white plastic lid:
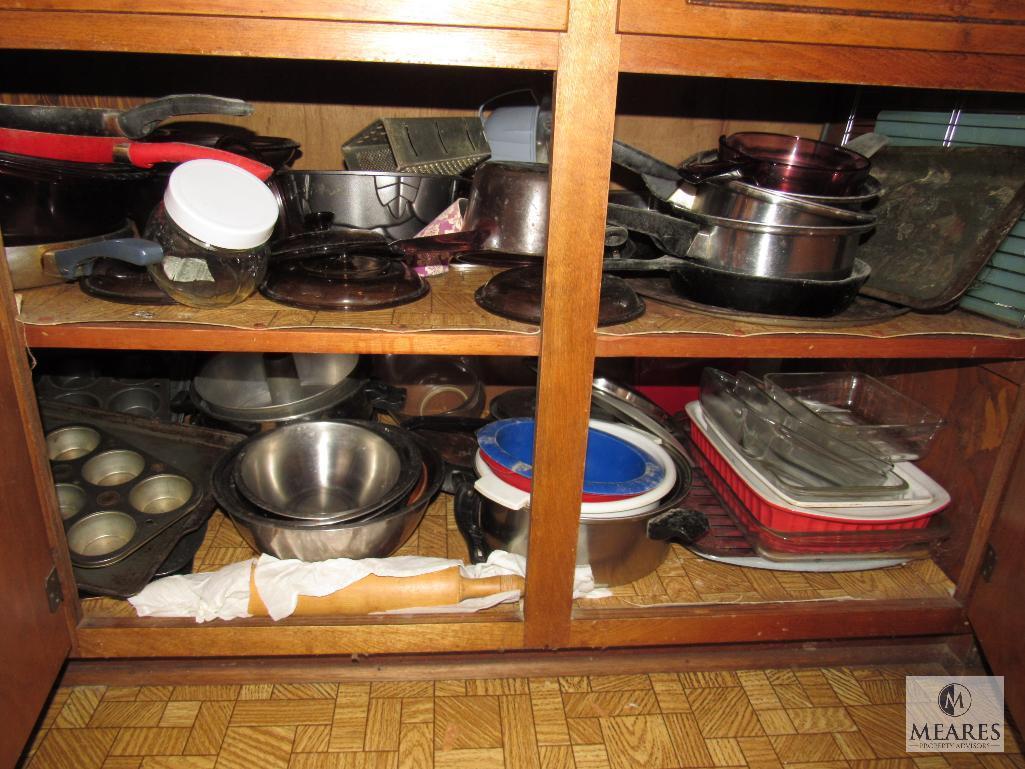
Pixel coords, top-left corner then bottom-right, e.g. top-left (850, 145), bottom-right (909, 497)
top-left (163, 159), bottom-right (278, 250)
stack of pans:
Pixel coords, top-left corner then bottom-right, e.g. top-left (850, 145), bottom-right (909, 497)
top-left (213, 420), bottom-right (443, 561)
top-left (190, 352), bottom-right (375, 430)
top-left (606, 135), bottom-right (882, 317)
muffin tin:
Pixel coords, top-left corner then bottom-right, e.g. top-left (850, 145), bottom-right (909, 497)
top-left (46, 423), bottom-right (201, 568)
top-left (42, 401), bottom-right (244, 597)
top-left (37, 375), bottom-right (173, 421)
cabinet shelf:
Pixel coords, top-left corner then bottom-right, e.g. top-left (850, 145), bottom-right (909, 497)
top-left (17, 268), bottom-right (541, 356)
top-left (74, 492), bottom-right (963, 658)
top-left (595, 304), bottom-right (1025, 359)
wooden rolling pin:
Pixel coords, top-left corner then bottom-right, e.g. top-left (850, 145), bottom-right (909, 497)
top-left (247, 565), bottom-right (524, 617)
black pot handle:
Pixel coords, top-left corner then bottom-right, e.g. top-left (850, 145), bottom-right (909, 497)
top-left (170, 389), bottom-right (199, 416)
top-left (453, 471), bottom-right (491, 564)
top-left (612, 139), bottom-right (680, 180)
top-left (363, 380), bottom-right (408, 412)
top-left (606, 203), bottom-right (699, 258)
top-left (646, 508), bottom-right (710, 544)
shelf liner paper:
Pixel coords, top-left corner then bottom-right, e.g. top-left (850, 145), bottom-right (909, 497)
top-left (15, 265), bottom-right (538, 334)
top-left (602, 293), bottom-right (1025, 339)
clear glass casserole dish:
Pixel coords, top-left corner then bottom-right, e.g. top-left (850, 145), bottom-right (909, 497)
top-left (699, 368), bottom-right (908, 499)
top-left (762, 372), bottom-right (945, 461)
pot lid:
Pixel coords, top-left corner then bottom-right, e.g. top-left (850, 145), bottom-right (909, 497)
top-left (474, 264), bottom-right (645, 327)
top-left (260, 258), bottom-right (428, 310)
top-left (590, 378), bottom-right (688, 459)
top-left (270, 227), bottom-right (389, 260)
top-left (79, 258), bottom-right (176, 305)
top-left (298, 252), bottom-right (396, 281)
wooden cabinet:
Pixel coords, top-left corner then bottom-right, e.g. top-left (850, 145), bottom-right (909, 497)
top-left (3, 0), bottom-right (1025, 757)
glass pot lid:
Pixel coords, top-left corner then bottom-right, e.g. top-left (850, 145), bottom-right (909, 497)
top-left (474, 264), bottom-right (645, 327)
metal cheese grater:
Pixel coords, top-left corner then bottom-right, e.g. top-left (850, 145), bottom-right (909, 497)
top-left (343, 117), bottom-right (491, 175)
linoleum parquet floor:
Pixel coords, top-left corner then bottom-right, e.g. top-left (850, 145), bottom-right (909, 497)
top-left (23, 664), bottom-right (1023, 769)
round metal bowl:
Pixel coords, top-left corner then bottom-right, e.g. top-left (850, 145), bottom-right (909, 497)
top-left (191, 352), bottom-right (363, 424)
top-left (232, 420), bottom-right (423, 524)
top-left (214, 437), bottom-right (443, 562)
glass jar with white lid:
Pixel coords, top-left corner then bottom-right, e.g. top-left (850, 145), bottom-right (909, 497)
top-left (145, 159), bottom-right (278, 308)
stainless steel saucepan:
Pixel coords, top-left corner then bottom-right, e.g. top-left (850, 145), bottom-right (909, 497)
top-left (606, 140), bottom-right (877, 280)
top-left (604, 202), bottom-right (874, 281)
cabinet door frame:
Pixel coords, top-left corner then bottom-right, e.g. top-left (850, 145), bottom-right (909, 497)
top-left (0, 240), bottom-right (76, 766)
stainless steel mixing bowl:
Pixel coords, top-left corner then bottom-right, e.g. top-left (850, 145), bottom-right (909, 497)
top-left (232, 420), bottom-right (422, 523)
top-left (215, 437), bottom-right (443, 561)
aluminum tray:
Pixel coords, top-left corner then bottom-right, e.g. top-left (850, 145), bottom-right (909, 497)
top-left (857, 146), bottom-right (1025, 311)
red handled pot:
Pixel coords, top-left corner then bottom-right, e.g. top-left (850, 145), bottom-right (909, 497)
top-left (0, 126), bottom-right (274, 180)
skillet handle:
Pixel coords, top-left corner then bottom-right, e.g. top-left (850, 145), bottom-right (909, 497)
top-left (612, 139), bottom-right (680, 180)
top-left (125, 142), bottom-right (274, 180)
top-left (52, 238), bottom-right (164, 279)
top-left (453, 472), bottom-right (492, 564)
top-left (606, 203), bottom-right (700, 257)
top-left (646, 508), bottom-right (710, 544)
top-left (118, 95), bottom-right (253, 139)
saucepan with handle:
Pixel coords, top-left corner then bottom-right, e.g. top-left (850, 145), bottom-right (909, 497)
top-left (605, 141), bottom-right (877, 280)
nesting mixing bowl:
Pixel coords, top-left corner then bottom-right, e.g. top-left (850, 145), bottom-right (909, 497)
top-left (215, 433), bottom-right (442, 561)
top-left (232, 420), bottom-right (422, 524)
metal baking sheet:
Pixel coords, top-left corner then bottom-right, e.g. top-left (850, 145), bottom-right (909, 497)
top-left (857, 146), bottom-right (1025, 311)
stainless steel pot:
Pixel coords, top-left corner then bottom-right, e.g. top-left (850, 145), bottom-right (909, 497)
top-left (608, 140), bottom-right (876, 280)
top-left (684, 210), bottom-right (875, 280)
top-left (453, 445), bottom-right (705, 587)
top-left (670, 178), bottom-right (876, 229)
top-left (605, 202), bottom-right (873, 280)
top-left (191, 352), bottom-right (365, 425)
top-left (391, 160), bottom-right (549, 259)
top-left (214, 435), bottom-right (443, 562)
top-left (462, 161), bottom-right (549, 256)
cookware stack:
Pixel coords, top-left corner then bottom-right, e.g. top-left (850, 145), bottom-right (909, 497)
top-left (688, 368), bottom-right (950, 563)
top-left (607, 133), bottom-right (884, 317)
top-left (213, 420), bottom-right (443, 562)
top-left (455, 414), bottom-right (709, 586)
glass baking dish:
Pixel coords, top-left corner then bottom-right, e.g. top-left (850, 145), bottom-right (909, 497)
top-left (763, 372), bottom-right (945, 461)
top-left (700, 368), bottom-right (907, 499)
top-left (688, 430), bottom-right (948, 561)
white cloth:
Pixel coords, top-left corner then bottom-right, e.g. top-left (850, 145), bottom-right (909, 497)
top-left (129, 550), bottom-right (611, 622)
top-left (128, 558), bottom-right (253, 622)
